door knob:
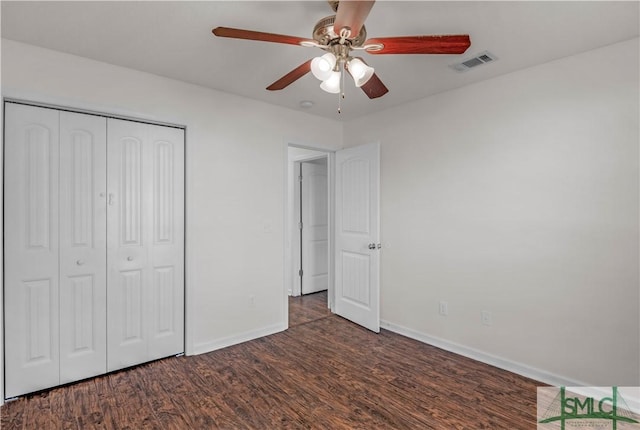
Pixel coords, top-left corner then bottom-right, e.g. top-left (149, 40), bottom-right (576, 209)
top-left (377, 243), bottom-right (382, 249)
top-left (368, 243), bottom-right (376, 250)
top-left (127, 256), bottom-right (134, 261)
top-left (76, 259), bottom-right (84, 266)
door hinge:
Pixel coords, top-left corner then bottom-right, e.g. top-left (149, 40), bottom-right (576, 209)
top-left (299, 269), bottom-right (303, 277)
top-left (298, 175), bottom-right (303, 182)
top-left (298, 221), bottom-right (303, 230)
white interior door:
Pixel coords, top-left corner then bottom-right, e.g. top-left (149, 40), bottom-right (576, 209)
top-left (106, 119), bottom-right (184, 372)
top-left (334, 142), bottom-right (380, 332)
top-left (301, 159), bottom-right (329, 294)
top-left (4, 103), bottom-right (61, 397)
top-left (58, 111), bottom-right (108, 384)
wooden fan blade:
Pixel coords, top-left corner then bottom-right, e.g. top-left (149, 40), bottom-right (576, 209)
top-left (212, 27), bottom-right (311, 46)
top-left (360, 73), bottom-right (388, 99)
top-left (333, 0), bottom-right (375, 37)
top-left (266, 60), bottom-right (313, 91)
top-left (365, 35), bottom-right (471, 55)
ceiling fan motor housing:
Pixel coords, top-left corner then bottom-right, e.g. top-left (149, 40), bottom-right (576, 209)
top-left (312, 15), bottom-right (367, 47)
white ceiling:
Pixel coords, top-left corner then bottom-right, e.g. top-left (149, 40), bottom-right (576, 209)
top-left (2, 1), bottom-right (638, 121)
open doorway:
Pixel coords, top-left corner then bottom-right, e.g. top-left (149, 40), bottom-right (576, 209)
top-left (284, 142), bottom-right (381, 332)
top-left (286, 146), bottom-right (332, 325)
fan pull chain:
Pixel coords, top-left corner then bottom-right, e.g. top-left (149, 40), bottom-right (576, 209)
top-left (337, 65), bottom-right (342, 114)
top-left (341, 63), bottom-right (346, 100)
top-left (338, 63), bottom-right (345, 114)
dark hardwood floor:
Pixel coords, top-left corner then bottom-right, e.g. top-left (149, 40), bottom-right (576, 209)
top-left (288, 290), bottom-right (331, 327)
top-left (1, 291), bottom-right (542, 429)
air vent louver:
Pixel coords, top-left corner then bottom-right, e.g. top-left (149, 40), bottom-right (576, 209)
top-left (462, 58), bottom-right (483, 68)
top-left (450, 51), bottom-right (497, 72)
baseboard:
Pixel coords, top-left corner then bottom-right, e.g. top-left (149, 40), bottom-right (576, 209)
top-left (192, 322), bottom-right (286, 356)
top-left (380, 319), bottom-right (589, 388)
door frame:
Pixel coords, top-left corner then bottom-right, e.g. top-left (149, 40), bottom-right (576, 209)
top-left (283, 143), bottom-right (335, 327)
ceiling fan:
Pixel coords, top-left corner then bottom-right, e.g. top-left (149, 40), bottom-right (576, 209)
top-left (212, 0), bottom-right (471, 111)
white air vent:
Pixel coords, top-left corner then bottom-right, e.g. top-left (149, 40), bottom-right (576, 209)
top-left (450, 51), bottom-right (498, 72)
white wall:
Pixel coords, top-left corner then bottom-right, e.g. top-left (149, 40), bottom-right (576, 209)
top-left (344, 38), bottom-right (639, 386)
top-left (1, 39), bottom-right (343, 368)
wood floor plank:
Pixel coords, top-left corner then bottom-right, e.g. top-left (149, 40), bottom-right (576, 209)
top-left (108, 365), bottom-right (163, 429)
top-left (1, 292), bottom-right (542, 428)
top-left (47, 383), bottom-right (79, 430)
top-left (94, 375), bottom-right (128, 429)
top-left (288, 291), bottom-right (331, 327)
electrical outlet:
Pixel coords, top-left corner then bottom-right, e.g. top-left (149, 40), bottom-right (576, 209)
top-left (439, 301), bottom-right (449, 316)
top-left (481, 310), bottom-right (492, 326)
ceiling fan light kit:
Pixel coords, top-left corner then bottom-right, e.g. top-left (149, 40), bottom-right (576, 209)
top-left (311, 52), bottom-right (337, 81)
top-left (212, 0), bottom-right (471, 113)
top-left (347, 58), bottom-right (375, 88)
top-left (310, 44), bottom-right (375, 94)
top-left (319, 71), bottom-right (342, 94)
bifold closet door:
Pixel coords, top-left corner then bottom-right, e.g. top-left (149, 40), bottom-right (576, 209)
top-left (106, 118), bottom-right (185, 372)
top-left (4, 105), bottom-right (107, 397)
top-left (5, 104), bottom-right (184, 396)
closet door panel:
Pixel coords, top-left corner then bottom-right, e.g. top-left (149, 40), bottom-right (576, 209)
top-left (4, 103), bottom-right (61, 397)
top-left (107, 119), bottom-right (149, 371)
top-left (147, 125), bottom-right (184, 359)
top-left (59, 111), bottom-right (108, 383)
top-left (106, 119), bottom-right (184, 371)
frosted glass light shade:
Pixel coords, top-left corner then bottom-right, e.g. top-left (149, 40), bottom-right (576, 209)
top-left (347, 58), bottom-right (374, 87)
top-left (311, 53), bottom-right (337, 81)
top-left (320, 71), bottom-right (341, 94)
